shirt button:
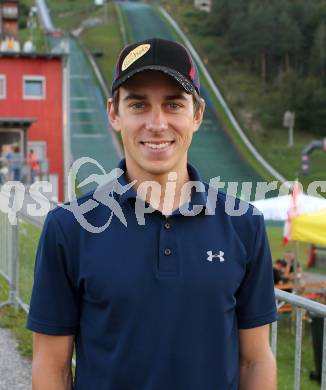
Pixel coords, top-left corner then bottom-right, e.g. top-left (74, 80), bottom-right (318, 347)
top-left (164, 221), bottom-right (171, 229)
top-left (164, 248), bottom-right (172, 256)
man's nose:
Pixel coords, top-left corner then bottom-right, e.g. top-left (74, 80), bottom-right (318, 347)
top-left (145, 107), bottom-right (168, 132)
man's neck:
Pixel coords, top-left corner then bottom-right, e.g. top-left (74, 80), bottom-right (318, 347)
top-left (125, 159), bottom-right (190, 215)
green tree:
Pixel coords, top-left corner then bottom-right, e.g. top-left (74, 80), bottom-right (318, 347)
top-left (289, 77), bottom-right (326, 135)
top-left (288, 0), bottom-right (319, 74)
top-left (227, 8), bottom-right (251, 62)
top-left (275, 12), bottom-right (302, 74)
top-left (247, 2), bottom-right (277, 82)
top-left (310, 22), bottom-right (326, 77)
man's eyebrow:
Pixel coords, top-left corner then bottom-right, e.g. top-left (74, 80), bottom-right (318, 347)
top-left (122, 93), bottom-right (188, 101)
top-left (123, 93), bottom-right (147, 101)
top-left (165, 94), bottom-right (188, 101)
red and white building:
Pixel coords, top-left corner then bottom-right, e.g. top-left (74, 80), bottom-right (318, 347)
top-left (0, 52), bottom-right (69, 201)
top-left (0, 1), bottom-right (70, 202)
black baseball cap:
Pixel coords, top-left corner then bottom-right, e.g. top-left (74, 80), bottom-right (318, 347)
top-left (111, 38), bottom-right (200, 95)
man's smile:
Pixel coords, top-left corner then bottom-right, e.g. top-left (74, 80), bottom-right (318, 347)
top-left (140, 140), bottom-right (175, 151)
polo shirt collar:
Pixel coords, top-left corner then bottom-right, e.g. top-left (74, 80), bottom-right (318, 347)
top-left (117, 158), bottom-right (207, 210)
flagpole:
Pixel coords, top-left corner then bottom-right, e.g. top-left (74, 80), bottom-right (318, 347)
top-left (294, 240), bottom-right (300, 293)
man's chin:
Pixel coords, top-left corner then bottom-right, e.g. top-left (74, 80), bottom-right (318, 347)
top-left (141, 160), bottom-right (176, 176)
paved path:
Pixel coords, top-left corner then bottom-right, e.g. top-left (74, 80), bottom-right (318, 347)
top-left (0, 327), bottom-right (31, 390)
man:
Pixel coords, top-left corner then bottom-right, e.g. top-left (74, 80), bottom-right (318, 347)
top-left (27, 38), bottom-right (277, 389)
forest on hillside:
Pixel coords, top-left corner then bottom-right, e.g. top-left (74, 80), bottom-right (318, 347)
top-left (179, 0), bottom-right (326, 135)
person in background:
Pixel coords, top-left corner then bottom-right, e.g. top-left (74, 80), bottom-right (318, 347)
top-left (27, 149), bottom-right (39, 184)
top-left (0, 145), bottom-right (7, 184)
top-left (4, 145), bottom-right (13, 179)
top-left (273, 259), bottom-right (287, 285)
top-left (283, 251), bottom-right (303, 282)
top-left (10, 145), bottom-right (23, 181)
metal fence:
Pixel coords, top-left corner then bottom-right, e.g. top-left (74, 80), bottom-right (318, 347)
top-left (273, 289), bottom-right (326, 390)
top-left (0, 210), bottom-right (20, 311)
top-left (0, 189), bottom-right (56, 314)
top-left (0, 204), bottom-right (326, 389)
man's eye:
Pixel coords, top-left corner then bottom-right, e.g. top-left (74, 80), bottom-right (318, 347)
top-left (167, 103), bottom-right (181, 110)
top-left (130, 102), bottom-right (145, 110)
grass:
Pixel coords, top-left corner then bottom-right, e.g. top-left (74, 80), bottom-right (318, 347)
top-left (267, 223), bottom-right (301, 260)
top-left (46, 0), bottom-right (102, 32)
top-left (18, 221), bottom-right (41, 304)
top-left (0, 304), bottom-right (33, 359)
top-left (0, 220), bottom-right (40, 360)
top-left (277, 318), bottom-right (320, 390)
top-left (157, 1), bottom-right (326, 190)
top-left (266, 223), bottom-right (326, 275)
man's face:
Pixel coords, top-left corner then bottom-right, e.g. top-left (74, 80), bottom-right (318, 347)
top-left (108, 71), bottom-right (204, 177)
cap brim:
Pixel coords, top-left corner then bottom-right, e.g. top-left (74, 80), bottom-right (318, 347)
top-left (112, 65), bottom-right (195, 94)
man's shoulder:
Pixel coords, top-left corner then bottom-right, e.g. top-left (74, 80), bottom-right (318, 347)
top-left (48, 184), bottom-right (119, 235)
top-left (48, 189), bottom-right (97, 230)
top-left (203, 183), bottom-right (262, 222)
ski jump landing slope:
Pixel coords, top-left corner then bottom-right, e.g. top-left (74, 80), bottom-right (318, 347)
top-left (50, 35), bottom-right (121, 183)
top-left (37, 0), bottom-right (121, 179)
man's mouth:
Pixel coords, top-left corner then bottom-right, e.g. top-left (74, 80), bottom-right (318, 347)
top-left (140, 141), bottom-right (175, 150)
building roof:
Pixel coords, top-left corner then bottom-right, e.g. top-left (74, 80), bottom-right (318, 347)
top-left (0, 117), bottom-right (36, 127)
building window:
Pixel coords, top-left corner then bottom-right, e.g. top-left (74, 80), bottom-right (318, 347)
top-left (23, 76), bottom-right (46, 99)
top-left (0, 75), bottom-right (6, 99)
top-left (2, 6), bottom-right (18, 19)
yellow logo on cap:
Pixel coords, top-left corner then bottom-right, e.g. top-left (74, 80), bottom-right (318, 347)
top-left (121, 44), bottom-right (151, 71)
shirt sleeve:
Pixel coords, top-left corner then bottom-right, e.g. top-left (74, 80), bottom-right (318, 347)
top-left (235, 215), bottom-right (278, 329)
top-left (26, 210), bottom-right (79, 335)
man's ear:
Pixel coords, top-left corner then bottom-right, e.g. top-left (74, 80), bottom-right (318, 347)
top-left (193, 98), bottom-right (205, 133)
top-left (107, 98), bottom-right (121, 132)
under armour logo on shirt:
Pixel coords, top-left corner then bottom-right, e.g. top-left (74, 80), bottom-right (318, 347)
top-left (207, 250), bottom-right (225, 262)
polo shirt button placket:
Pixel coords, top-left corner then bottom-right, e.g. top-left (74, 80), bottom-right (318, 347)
top-left (157, 217), bottom-right (179, 276)
top-left (164, 221), bottom-right (171, 230)
top-left (164, 248), bottom-right (172, 256)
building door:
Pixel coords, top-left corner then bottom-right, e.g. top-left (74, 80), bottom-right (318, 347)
top-left (0, 128), bottom-right (25, 155)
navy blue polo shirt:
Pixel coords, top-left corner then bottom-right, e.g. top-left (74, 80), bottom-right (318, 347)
top-left (27, 159), bottom-right (277, 390)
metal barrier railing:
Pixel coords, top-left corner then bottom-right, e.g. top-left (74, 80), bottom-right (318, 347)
top-left (0, 211), bottom-right (22, 312)
top-left (0, 189), bottom-right (57, 314)
top-left (274, 288), bottom-right (326, 390)
top-left (1, 203), bottom-right (326, 388)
